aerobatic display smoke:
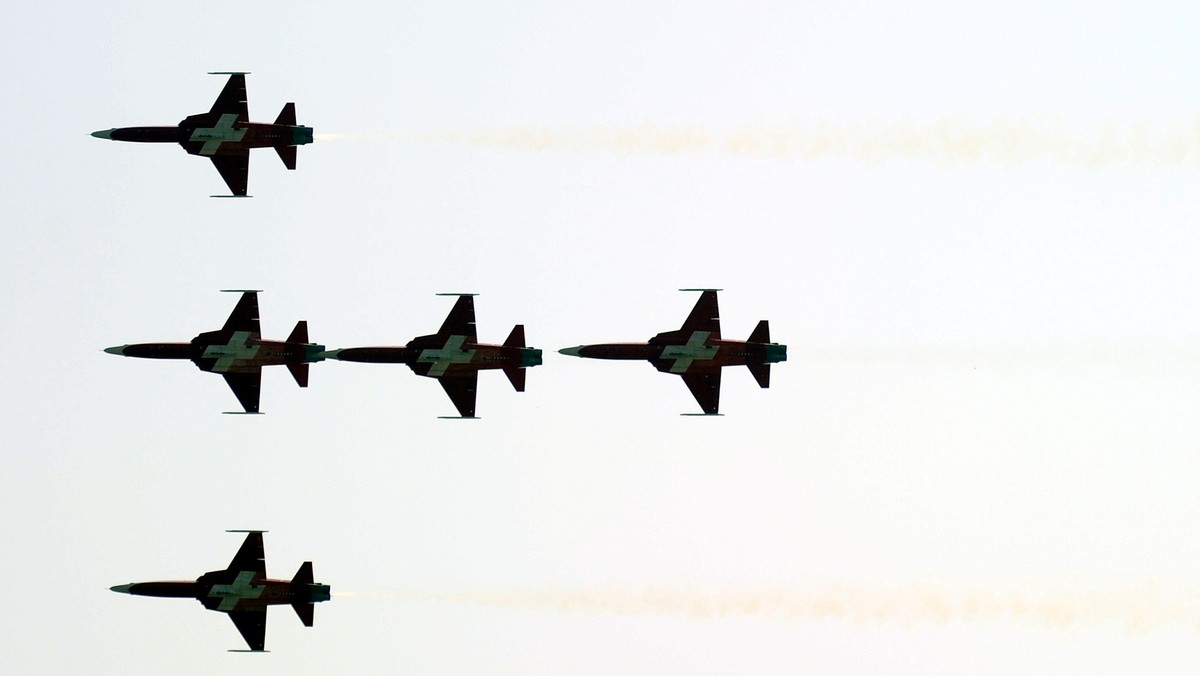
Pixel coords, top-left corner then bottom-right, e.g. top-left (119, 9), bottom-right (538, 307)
top-left (315, 116), bottom-right (1200, 169)
top-left (342, 581), bottom-right (1200, 634)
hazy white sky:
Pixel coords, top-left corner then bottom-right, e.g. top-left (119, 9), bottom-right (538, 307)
top-left (2, 2), bottom-right (1199, 674)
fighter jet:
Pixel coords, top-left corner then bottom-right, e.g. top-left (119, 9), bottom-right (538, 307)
top-left (322, 294), bottom-right (542, 418)
top-left (110, 531), bottom-right (330, 652)
top-left (91, 72), bottom-right (313, 196)
top-left (558, 289), bottom-right (787, 415)
top-left (104, 290), bottom-right (324, 414)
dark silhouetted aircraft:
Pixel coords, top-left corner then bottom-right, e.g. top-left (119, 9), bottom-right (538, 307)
top-left (110, 531), bottom-right (330, 652)
top-left (91, 72), bottom-right (312, 196)
top-left (104, 290), bottom-right (324, 413)
top-left (322, 294), bottom-right (542, 418)
top-left (558, 289), bottom-right (787, 415)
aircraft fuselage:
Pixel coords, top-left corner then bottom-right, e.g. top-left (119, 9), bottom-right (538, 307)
top-left (329, 340), bottom-right (542, 379)
top-left (93, 121), bottom-right (313, 153)
top-left (105, 338), bottom-right (325, 374)
top-left (562, 334), bottom-right (787, 372)
top-left (112, 575), bottom-right (331, 613)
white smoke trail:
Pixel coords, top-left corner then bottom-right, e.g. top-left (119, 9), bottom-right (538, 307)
top-left (367, 582), bottom-right (1200, 634)
top-left (318, 116), bottom-right (1200, 169)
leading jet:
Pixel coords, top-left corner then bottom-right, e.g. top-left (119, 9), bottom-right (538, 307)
top-left (104, 291), bottom-right (324, 414)
top-left (91, 72), bottom-right (313, 196)
top-left (110, 531), bottom-right (331, 652)
top-left (558, 289), bottom-right (787, 415)
top-left (322, 294), bottom-right (542, 418)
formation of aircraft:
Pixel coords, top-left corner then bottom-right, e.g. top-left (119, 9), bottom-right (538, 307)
top-left (559, 289), bottom-right (787, 415)
top-left (104, 289), bottom-right (784, 416)
top-left (104, 290), bottom-right (324, 414)
top-left (322, 294), bottom-right (543, 418)
top-left (93, 75), bottom-right (789, 654)
top-left (91, 72), bottom-right (312, 197)
top-left (110, 531), bottom-right (330, 652)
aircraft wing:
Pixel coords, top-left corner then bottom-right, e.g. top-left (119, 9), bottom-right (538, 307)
top-left (228, 609), bottom-right (267, 652)
top-left (679, 290), bottom-right (721, 339)
top-left (220, 291), bottom-right (261, 335)
top-left (209, 73), bottom-right (249, 122)
top-left (436, 295), bottom-right (477, 341)
top-left (226, 531), bottom-right (267, 577)
top-left (222, 371), bottom-right (262, 414)
top-left (437, 372), bottom-right (478, 418)
top-left (210, 151), bottom-right (250, 197)
top-left (680, 368), bottom-right (721, 415)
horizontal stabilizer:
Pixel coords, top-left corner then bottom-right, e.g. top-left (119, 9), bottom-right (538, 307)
top-left (747, 362), bottom-right (771, 388)
top-left (275, 145), bottom-right (297, 170)
top-left (503, 366), bottom-right (526, 392)
top-left (286, 362), bottom-right (309, 388)
top-left (287, 320), bottom-right (309, 344)
top-left (291, 561), bottom-right (314, 586)
top-left (275, 102), bottom-right (297, 126)
top-left (504, 324), bottom-right (526, 348)
top-left (748, 320), bottom-right (770, 344)
top-left (292, 603), bottom-right (315, 627)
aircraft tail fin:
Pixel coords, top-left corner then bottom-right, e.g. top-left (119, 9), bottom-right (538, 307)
top-left (503, 324), bottom-right (526, 348)
top-left (275, 145), bottom-right (297, 170)
top-left (503, 366), bottom-right (526, 392)
top-left (291, 602), bottom-right (315, 627)
top-left (747, 362), bottom-right (771, 388)
top-left (275, 102), bottom-right (297, 126)
top-left (287, 321), bottom-right (309, 343)
top-left (286, 362), bottom-right (309, 388)
top-left (748, 320), bottom-right (770, 344)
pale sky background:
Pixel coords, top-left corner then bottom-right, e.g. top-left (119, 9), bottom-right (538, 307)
top-left (2, 2), bottom-right (1199, 674)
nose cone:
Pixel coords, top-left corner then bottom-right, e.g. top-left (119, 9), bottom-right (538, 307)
top-left (317, 349), bottom-right (342, 360)
top-left (91, 128), bottom-right (116, 140)
top-left (558, 346), bottom-right (584, 357)
top-left (104, 345), bottom-right (128, 356)
top-left (110, 583), bottom-right (134, 594)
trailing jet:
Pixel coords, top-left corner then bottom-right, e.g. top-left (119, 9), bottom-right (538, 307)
top-left (110, 531), bottom-right (330, 652)
top-left (322, 294), bottom-right (542, 418)
top-left (91, 72), bottom-right (313, 196)
top-left (558, 289), bottom-right (787, 415)
top-left (104, 290), bottom-right (324, 414)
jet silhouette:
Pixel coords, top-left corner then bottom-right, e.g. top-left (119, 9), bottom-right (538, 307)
top-left (104, 290), bottom-right (323, 413)
top-left (91, 72), bottom-right (312, 196)
top-left (559, 289), bottom-right (786, 415)
top-left (110, 531), bottom-right (330, 652)
top-left (323, 294), bottom-right (542, 418)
